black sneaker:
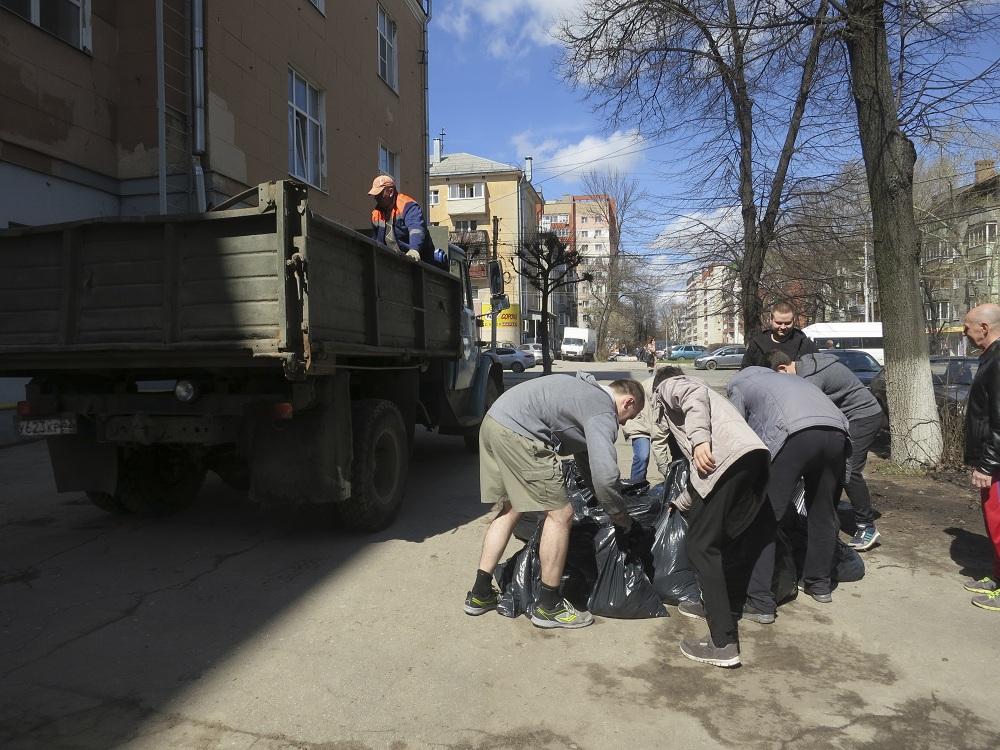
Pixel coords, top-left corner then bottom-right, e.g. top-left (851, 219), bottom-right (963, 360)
top-left (677, 601), bottom-right (707, 620)
top-left (797, 581), bottom-right (832, 603)
top-left (679, 636), bottom-right (741, 668)
top-left (464, 589), bottom-right (499, 616)
top-left (737, 602), bottom-right (776, 624)
top-left (530, 598), bottom-right (594, 629)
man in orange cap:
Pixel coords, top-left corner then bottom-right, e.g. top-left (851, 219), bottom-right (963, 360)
top-left (369, 175), bottom-right (436, 264)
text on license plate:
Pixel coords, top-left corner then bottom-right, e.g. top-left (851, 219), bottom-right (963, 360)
top-left (16, 417), bottom-right (78, 436)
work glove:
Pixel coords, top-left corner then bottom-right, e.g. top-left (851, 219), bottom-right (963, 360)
top-left (405, 249), bottom-right (421, 262)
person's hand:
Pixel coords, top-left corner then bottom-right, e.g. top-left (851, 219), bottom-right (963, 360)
top-left (972, 469), bottom-right (992, 489)
top-left (405, 249), bottom-right (421, 262)
top-left (692, 442), bottom-right (716, 475)
top-left (615, 518), bottom-right (653, 559)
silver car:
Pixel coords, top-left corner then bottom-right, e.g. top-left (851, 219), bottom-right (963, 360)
top-left (519, 343), bottom-right (557, 361)
top-left (693, 345), bottom-right (747, 370)
top-left (493, 346), bottom-right (536, 373)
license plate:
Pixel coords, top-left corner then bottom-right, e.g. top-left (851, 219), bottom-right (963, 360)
top-left (16, 417), bottom-right (78, 436)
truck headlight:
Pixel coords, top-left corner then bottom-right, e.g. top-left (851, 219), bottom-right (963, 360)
top-left (174, 379), bottom-right (200, 403)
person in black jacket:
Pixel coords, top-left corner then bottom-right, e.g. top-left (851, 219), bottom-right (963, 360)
top-left (740, 301), bottom-right (819, 369)
top-left (963, 303), bottom-right (1000, 612)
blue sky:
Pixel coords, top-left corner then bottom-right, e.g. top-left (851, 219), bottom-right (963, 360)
top-left (427, 0), bottom-right (672, 206)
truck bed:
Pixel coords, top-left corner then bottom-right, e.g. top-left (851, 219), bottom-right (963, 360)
top-left (0, 182), bottom-right (460, 375)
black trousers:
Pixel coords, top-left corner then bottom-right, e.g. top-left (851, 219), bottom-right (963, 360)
top-left (746, 427), bottom-right (847, 613)
top-left (685, 455), bottom-right (765, 648)
top-left (845, 412), bottom-right (881, 527)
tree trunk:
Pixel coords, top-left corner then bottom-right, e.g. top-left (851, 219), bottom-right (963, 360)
top-left (844, 0), bottom-right (942, 465)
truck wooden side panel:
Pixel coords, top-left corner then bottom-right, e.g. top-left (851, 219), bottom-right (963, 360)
top-left (0, 182), bottom-right (461, 374)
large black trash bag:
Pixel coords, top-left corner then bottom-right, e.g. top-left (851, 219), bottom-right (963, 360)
top-left (587, 522), bottom-right (668, 619)
top-left (651, 506), bottom-right (702, 605)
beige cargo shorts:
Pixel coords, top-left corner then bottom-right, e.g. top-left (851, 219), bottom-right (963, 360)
top-left (479, 415), bottom-right (569, 512)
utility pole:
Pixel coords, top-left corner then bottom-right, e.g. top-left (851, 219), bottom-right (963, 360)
top-left (491, 215), bottom-right (500, 350)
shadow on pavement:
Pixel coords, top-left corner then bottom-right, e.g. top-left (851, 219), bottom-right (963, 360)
top-left (943, 525), bottom-right (995, 577)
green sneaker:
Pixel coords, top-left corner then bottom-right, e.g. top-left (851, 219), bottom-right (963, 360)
top-left (530, 598), bottom-right (594, 629)
top-left (464, 589), bottom-right (499, 616)
top-left (972, 590), bottom-right (1000, 612)
top-left (963, 576), bottom-right (998, 594)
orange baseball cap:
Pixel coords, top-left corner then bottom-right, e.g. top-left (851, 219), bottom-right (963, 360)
top-left (368, 175), bottom-right (396, 195)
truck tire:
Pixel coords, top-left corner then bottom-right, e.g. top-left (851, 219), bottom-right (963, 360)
top-left (113, 446), bottom-right (207, 516)
top-left (85, 490), bottom-right (132, 515)
top-left (341, 399), bottom-right (409, 532)
top-left (464, 378), bottom-right (499, 453)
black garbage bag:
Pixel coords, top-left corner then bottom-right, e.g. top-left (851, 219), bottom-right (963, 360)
top-left (561, 516), bottom-right (601, 610)
top-left (587, 522), bottom-right (668, 619)
top-left (833, 540), bottom-right (865, 582)
top-left (651, 505), bottom-right (701, 604)
top-left (494, 518), bottom-right (543, 618)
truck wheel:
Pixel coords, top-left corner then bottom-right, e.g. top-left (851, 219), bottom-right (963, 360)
top-left (85, 490), bottom-right (132, 515)
top-left (706, 360), bottom-right (718, 370)
top-left (341, 399), bottom-right (409, 532)
top-left (464, 378), bottom-right (499, 453)
top-left (114, 446), bottom-right (207, 516)
top-left (511, 361), bottom-right (525, 373)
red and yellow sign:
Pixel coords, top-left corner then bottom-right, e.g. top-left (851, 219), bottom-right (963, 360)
top-left (483, 303), bottom-right (521, 333)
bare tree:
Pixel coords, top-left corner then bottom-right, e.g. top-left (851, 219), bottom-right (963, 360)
top-left (577, 169), bottom-right (652, 356)
top-left (515, 232), bottom-right (590, 374)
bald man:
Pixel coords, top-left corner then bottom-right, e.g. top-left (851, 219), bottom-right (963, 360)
top-left (963, 303), bottom-right (1000, 612)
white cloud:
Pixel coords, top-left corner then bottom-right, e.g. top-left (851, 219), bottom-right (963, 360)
top-left (433, 0), bottom-right (584, 57)
top-left (511, 129), bottom-right (647, 182)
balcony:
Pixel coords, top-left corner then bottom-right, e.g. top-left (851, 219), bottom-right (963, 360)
top-left (448, 196), bottom-right (486, 216)
top-left (449, 230), bottom-right (489, 260)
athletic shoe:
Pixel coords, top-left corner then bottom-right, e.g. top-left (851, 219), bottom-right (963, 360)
top-left (530, 598), bottom-right (594, 629)
top-left (464, 589), bottom-right (499, 616)
top-left (677, 601), bottom-right (707, 620)
top-left (972, 590), bottom-right (1000, 611)
top-left (848, 524), bottom-right (881, 551)
top-left (797, 582), bottom-right (832, 603)
top-left (963, 576), bottom-right (999, 594)
top-left (679, 636), bottom-right (741, 668)
top-left (738, 602), bottom-right (776, 624)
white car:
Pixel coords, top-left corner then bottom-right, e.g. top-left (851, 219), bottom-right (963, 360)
top-left (519, 343), bottom-right (557, 361)
top-left (493, 346), bottom-right (536, 373)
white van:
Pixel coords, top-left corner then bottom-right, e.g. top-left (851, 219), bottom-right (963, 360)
top-left (801, 322), bottom-right (884, 364)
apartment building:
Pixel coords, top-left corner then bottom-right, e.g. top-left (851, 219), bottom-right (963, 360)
top-left (427, 141), bottom-right (542, 343)
top-left (542, 193), bottom-right (616, 332)
top-left (0, 0), bottom-right (430, 227)
top-left (683, 263), bottom-right (742, 347)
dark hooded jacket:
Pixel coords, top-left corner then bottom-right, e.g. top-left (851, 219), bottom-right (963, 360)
top-left (741, 328), bottom-right (818, 369)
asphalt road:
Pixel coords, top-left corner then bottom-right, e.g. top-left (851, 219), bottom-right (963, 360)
top-left (1, 360), bottom-right (997, 749)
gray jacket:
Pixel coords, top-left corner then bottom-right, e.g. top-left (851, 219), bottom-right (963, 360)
top-left (794, 354), bottom-right (883, 422)
top-left (727, 367), bottom-right (851, 459)
top-left (488, 371), bottom-right (628, 517)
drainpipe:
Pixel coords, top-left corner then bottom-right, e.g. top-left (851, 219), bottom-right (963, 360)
top-left (191, 0), bottom-right (207, 211)
top-left (422, 2), bottom-right (432, 206)
top-left (156, 0), bottom-right (167, 213)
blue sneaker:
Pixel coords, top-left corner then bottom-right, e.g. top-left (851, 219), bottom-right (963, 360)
top-left (848, 524), bottom-right (881, 551)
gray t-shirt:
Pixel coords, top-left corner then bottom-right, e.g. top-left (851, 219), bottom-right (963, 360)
top-left (488, 371), bottom-right (627, 517)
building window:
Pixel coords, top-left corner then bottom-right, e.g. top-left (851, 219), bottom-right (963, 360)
top-left (1, 0), bottom-right (92, 52)
top-left (377, 4), bottom-right (397, 91)
top-left (580, 230), bottom-right (589, 238)
top-left (448, 183), bottom-right (484, 199)
top-left (579, 244), bottom-right (589, 252)
top-left (595, 244), bottom-right (604, 252)
top-left (288, 69), bottom-right (326, 189)
top-left (379, 144), bottom-right (399, 183)
top-left (594, 229), bottom-right (603, 237)
top-left (580, 216), bottom-right (588, 224)
top-left (455, 220), bottom-right (478, 232)
top-left (429, 190), bottom-right (439, 206)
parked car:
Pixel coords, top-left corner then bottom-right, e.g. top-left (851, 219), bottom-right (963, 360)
top-left (694, 345), bottom-right (747, 370)
top-left (668, 344), bottom-right (709, 360)
top-left (822, 349), bottom-right (883, 387)
top-left (519, 343), bottom-right (557, 362)
top-left (870, 355), bottom-right (979, 420)
top-left (492, 346), bottom-right (536, 373)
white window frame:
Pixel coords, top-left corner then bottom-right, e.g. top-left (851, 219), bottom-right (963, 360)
top-left (448, 183), bottom-right (484, 200)
top-left (1, 0), bottom-right (92, 52)
top-left (377, 4), bottom-right (397, 91)
top-left (378, 144), bottom-right (399, 184)
top-left (429, 190), bottom-right (439, 206)
top-left (287, 68), bottom-right (327, 190)
top-left (455, 220), bottom-right (478, 232)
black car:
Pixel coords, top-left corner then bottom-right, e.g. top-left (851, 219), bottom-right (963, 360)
top-left (870, 356), bottom-right (979, 419)
top-left (822, 349), bottom-right (883, 388)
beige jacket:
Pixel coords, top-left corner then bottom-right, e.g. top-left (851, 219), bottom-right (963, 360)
top-left (653, 375), bottom-right (769, 514)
